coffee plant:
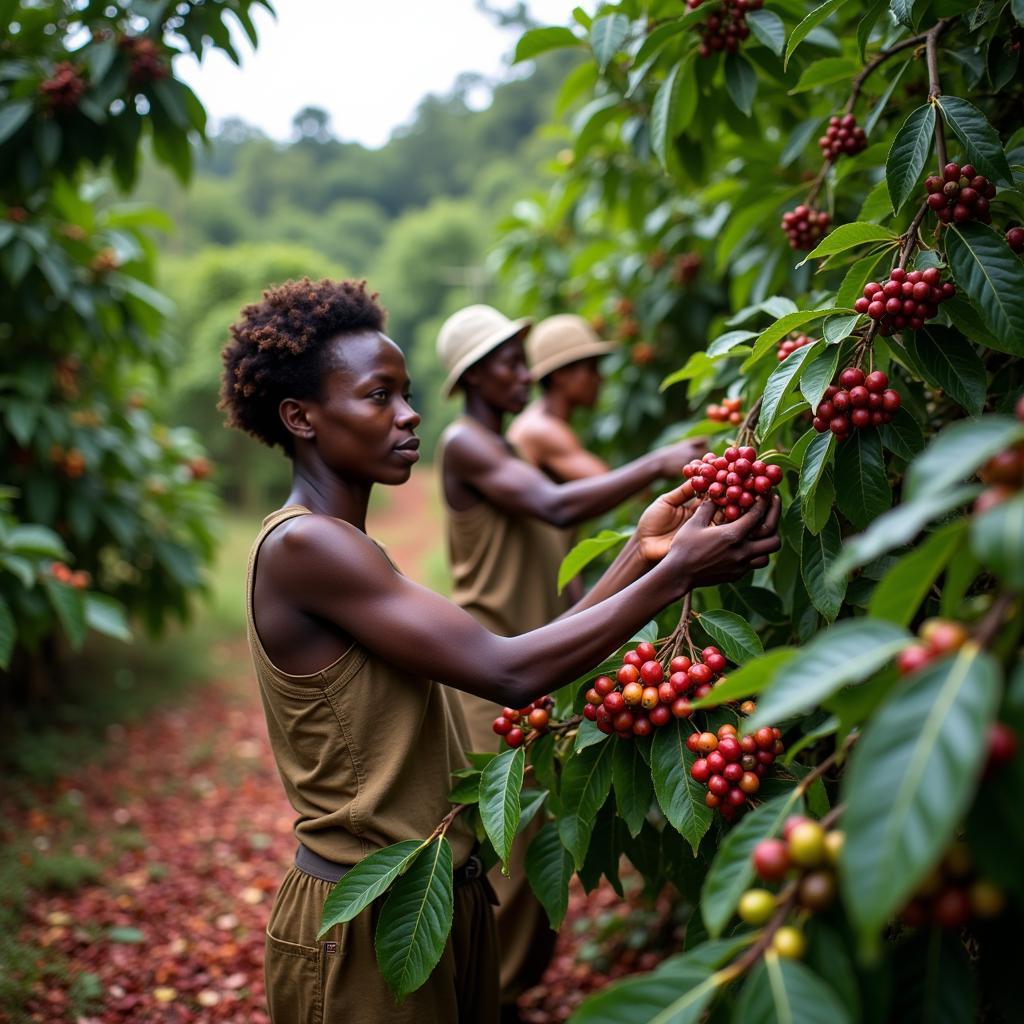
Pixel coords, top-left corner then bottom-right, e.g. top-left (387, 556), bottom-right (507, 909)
top-left (316, 2), bottom-right (1024, 1019)
top-left (0, 1), bottom-right (271, 696)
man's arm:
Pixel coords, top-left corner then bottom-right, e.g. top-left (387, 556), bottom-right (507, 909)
top-left (515, 416), bottom-right (610, 481)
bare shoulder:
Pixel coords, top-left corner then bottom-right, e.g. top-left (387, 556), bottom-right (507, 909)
top-left (439, 418), bottom-right (507, 472)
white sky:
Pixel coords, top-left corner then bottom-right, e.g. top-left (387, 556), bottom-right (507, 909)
top-left (175, 1), bottom-right (583, 148)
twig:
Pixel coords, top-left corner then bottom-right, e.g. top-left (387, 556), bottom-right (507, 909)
top-left (736, 395), bottom-right (763, 447)
top-left (716, 879), bottom-right (800, 983)
top-left (795, 731), bottom-right (857, 797)
top-left (971, 591), bottom-right (1018, 649)
top-left (926, 23), bottom-right (948, 169)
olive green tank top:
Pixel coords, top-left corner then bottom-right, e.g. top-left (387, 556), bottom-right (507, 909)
top-left (245, 505), bottom-right (475, 866)
top-left (439, 434), bottom-right (573, 753)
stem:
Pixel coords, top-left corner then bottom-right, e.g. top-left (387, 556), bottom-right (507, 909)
top-left (972, 591), bottom-right (1017, 649)
top-left (845, 31), bottom-right (930, 113)
top-left (717, 879), bottom-right (800, 984)
top-left (736, 395), bottom-right (763, 447)
top-left (795, 731), bottom-right (857, 797)
top-left (926, 23), bottom-right (948, 170)
top-left (897, 201), bottom-right (930, 270)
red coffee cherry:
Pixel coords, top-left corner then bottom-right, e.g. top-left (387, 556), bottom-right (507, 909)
top-left (777, 332), bottom-right (816, 361)
top-left (1007, 226), bottom-right (1024, 253)
top-left (855, 268), bottom-right (954, 335)
top-left (753, 838), bottom-right (791, 881)
top-left (689, 0), bottom-right (762, 58)
top-left (925, 162), bottom-right (995, 225)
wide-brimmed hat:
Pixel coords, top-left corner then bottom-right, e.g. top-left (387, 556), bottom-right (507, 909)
top-left (527, 314), bottom-right (615, 381)
top-left (437, 305), bottom-right (531, 398)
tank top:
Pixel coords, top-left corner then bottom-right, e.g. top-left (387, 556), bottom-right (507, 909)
top-left (439, 429), bottom-right (573, 752)
top-left (245, 505), bottom-right (475, 866)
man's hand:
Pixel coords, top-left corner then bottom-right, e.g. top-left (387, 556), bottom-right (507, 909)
top-left (655, 438), bottom-right (708, 478)
top-left (635, 481), bottom-right (698, 563)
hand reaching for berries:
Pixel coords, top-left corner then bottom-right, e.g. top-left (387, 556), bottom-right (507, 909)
top-left (655, 438), bottom-right (710, 478)
top-left (635, 481), bottom-right (698, 563)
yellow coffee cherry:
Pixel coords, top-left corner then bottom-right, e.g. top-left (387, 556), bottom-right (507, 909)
top-left (737, 889), bottom-right (776, 926)
top-left (823, 830), bottom-right (844, 865)
top-left (771, 926), bottom-right (806, 959)
top-left (787, 821), bottom-right (826, 868)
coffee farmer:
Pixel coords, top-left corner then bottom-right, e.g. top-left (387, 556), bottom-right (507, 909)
top-left (435, 305), bottom-right (747, 1014)
top-left (222, 279), bottom-right (780, 1023)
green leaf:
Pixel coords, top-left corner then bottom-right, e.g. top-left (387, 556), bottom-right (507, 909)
top-left (695, 609), bottom-right (764, 665)
top-left (785, 0), bottom-right (848, 68)
top-left (7, 524), bottom-right (68, 559)
top-left (479, 746), bottom-right (524, 872)
top-left (525, 822), bottom-right (573, 930)
top-left (558, 529), bottom-right (630, 592)
top-left (790, 57), bottom-right (860, 94)
top-left (724, 53), bottom-right (758, 116)
top-left (889, 0), bottom-right (915, 26)
top-left (823, 313), bottom-right (861, 345)
top-left (40, 577), bottom-right (87, 650)
top-left (0, 100), bottom-right (32, 146)
top-left (735, 955), bottom-right (853, 1024)
top-left (701, 794), bottom-right (799, 938)
top-left (841, 647), bottom-right (1001, 946)
top-left (905, 415), bottom-right (1024, 501)
top-left (514, 26), bottom-right (581, 63)
top-left (749, 620), bottom-right (911, 730)
top-left (84, 594), bottom-right (132, 643)
top-left (651, 57), bottom-right (697, 172)
top-left (319, 840), bottom-right (423, 935)
top-left (885, 104), bottom-right (935, 215)
top-left (880, 407), bottom-right (925, 461)
top-left (591, 14), bottom-right (630, 70)
top-left (690, 648), bottom-right (798, 709)
top-left (760, 342), bottom-right (818, 436)
top-left (746, 9), bottom-right (785, 54)
top-left (945, 221), bottom-right (1024, 353)
top-left (801, 513), bottom-right (846, 622)
top-left (375, 836), bottom-right (454, 1000)
top-left (742, 309), bottom-right (838, 370)
top-left (834, 429), bottom-right (891, 531)
top-left (558, 740), bottom-right (614, 868)
top-left (935, 95), bottom-right (1014, 186)
top-left (867, 519), bottom-right (967, 626)
top-left (798, 221), bottom-right (897, 265)
top-left (651, 719), bottom-right (713, 853)
top-left (0, 595), bottom-right (14, 669)
top-left (799, 431), bottom-right (836, 527)
top-left (971, 490), bottom-right (1024, 589)
top-left (857, 0), bottom-right (887, 61)
top-left (574, 717), bottom-right (610, 753)
top-left (612, 739), bottom-right (654, 838)
top-left (800, 345), bottom-right (841, 411)
top-left (707, 329), bottom-right (759, 357)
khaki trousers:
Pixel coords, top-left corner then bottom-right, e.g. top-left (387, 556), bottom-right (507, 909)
top-left (264, 865), bottom-right (500, 1024)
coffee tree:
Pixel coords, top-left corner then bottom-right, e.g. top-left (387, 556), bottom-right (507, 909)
top-left (315, 2), bottom-right (1024, 1020)
top-left (0, 1), bottom-right (271, 694)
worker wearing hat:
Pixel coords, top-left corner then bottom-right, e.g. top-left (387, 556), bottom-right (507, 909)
top-left (436, 304), bottom-right (705, 1018)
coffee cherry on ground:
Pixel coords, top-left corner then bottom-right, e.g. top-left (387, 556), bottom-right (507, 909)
top-left (854, 266), bottom-right (955, 336)
top-left (781, 204), bottom-right (831, 250)
top-left (1008, 226), bottom-right (1024, 254)
top-left (818, 113), bottom-right (867, 160)
top-left (706, 396), bottom-right (744, 424)
top-left (896, 617), bottom-right (969, 677)
top-left (777, 332), bottom-right (816, 361)
top-left (924, 163), bottom-right (995, 224)
top-left (771, 926), bottom-right (806, 959)
top-left (813, 367), bottom-right (900, 440)
top-left (738, 889), bottom-right (776, 926)
top-left (688, 0), bottom-right (762, 58)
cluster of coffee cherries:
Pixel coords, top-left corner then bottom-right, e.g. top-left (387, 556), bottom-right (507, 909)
top-left (584, 642), bottom-right (729, 737)
top-left (776, 332), bottom-right (815, 362)
top-left (119, 35), bottom-right (169, 87)
top-left (854, 267), bottom-right (955, 334)
top-left (686, 0), bottom-right (764, 59)
top-left (818, 113), bottom-right (867, 160)
top-left (39, 62), bottom-right (87, 113)
top-left (706, 397), bottom-right (743, 424)
top-left (49, 561), bottom-right (91, 590)
top-left (780, 205), bottom-right (831, 251)
top-left (683, 445), bottom-right (784, 521)
top-left (896, 617), bottom-right (968, 676)
top-left (688, 723), bottom-right (784, 821)
top-left (901, 840), bottom-right (1005, 929)
top-left (1008, 226), bottom-right (1024, 253)
top-left (812, 368), bottom-right (900, 439)
top-left (671, 251), bottom-right (702, 285)
top-left (925, 163), bottom-right (995, 224)
top-left (975, 396), bottom-right (1024, 514)
top-left (739, 817), bottom-right (843, 957)
top-left (492, 695), bottom-right (553, 748)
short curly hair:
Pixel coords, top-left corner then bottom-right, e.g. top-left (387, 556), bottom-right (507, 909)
top-left (220, 278), bottom-right (386, 452)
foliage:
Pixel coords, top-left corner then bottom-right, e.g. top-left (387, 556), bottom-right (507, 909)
top-left (0, 0), bottom-right (270, 693)
top-left (313, 1), bottom-right (1024, 1014)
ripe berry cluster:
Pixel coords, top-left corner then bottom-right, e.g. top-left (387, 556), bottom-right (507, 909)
top-left (780, 205), bottom-right (831, 250)
top-left (776, 332), bottom-right (815, 362)
top-left (986, 722), bottom-right (1018, 776)
top-left (492, 695), bottom-right (553, 748)
top-left (743, 818), bottom-right (843, 958)
top-left (683, 445), bottom-right (783, 522)
top-left (896, 617), bottom-right (968, 676)
top-left (688, 723), bottom-right (784, 821)
top-left (119, 36), bottom-right (169, 87)
top-left (671, 251), bottom-right (702, 285)
top-left (854, 267), bottom-right (955, 334)
top-left (975, 398), bottom-right (1024, 513)
top-left (49, 562), bottom-right (91, 589)
top-left (812, 368), bottom-right (899, 439)
top-left (901, 841), bottom-right (1005, 929)
top-left (1008, 226), bottom-right (1024, 253)
top-left (686, 0), bottom-right (763, 59)
top-left (39, 62), bottom-right (87, 113)
top-left (706, 397), bottom-right (743, 424)
top-left (818, 114), bottom-right (867, 160)
top-left (924, 163), bottom-right (995, 224)
top-left (584, 642), bottom-right (729, 737)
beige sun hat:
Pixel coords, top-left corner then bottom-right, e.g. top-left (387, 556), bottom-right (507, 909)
top-left (527, 314), bottom-right (616, 381)
top-left (437, 304), bottom-right (532, 398)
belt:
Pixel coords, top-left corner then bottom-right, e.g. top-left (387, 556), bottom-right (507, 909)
top-left (295, 842), bottom-right (486, 887)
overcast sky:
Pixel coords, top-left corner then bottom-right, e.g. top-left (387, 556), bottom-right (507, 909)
top-left (175, 1), bottom-right (582, 148)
